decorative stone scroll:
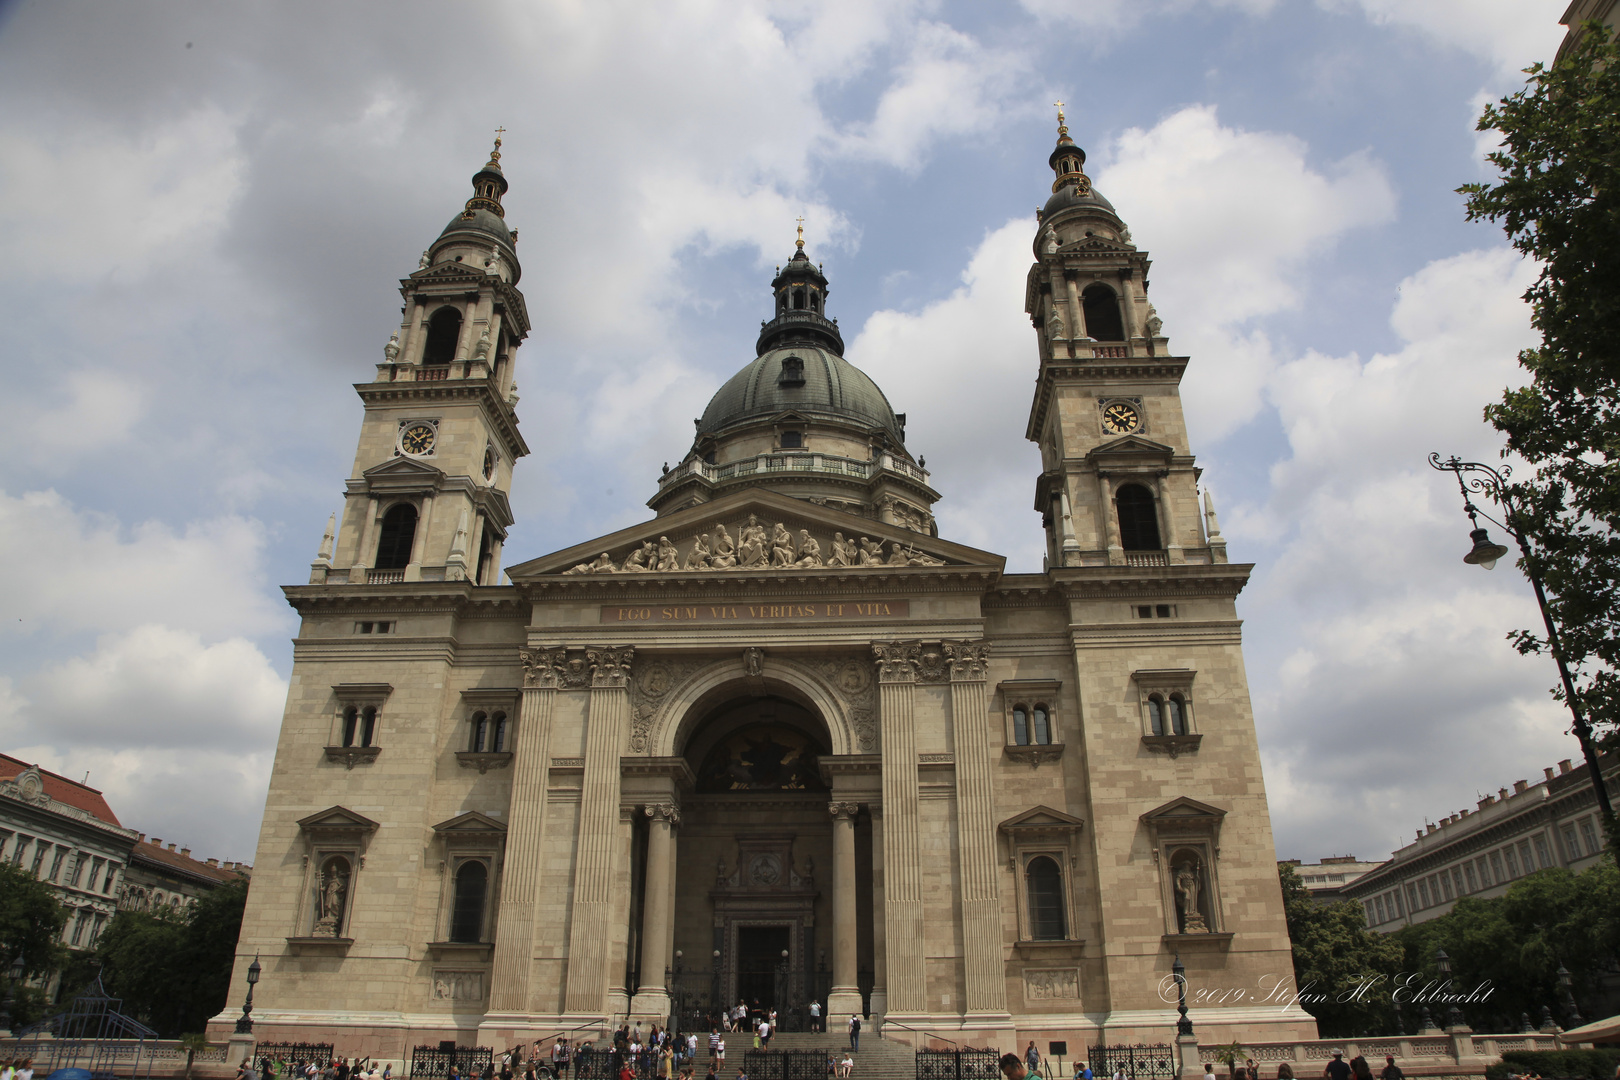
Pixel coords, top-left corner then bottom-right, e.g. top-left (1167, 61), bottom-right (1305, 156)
top-left (561, 512), bottom-right (947, 576)
top-left (873, 641), bottom-right (922, 684)
top-left (945, 640), bottom-right (992, 682)
top-left (645, 802), bottom-right (681, 826)
top-left (828, 801), bottom-right (860, 821)
top-left (520, 646), bottom-right (633, 691)
top-left (587, 646), bottom-right (634, 688)
top-left (519, 646), bottom-right (568, 689)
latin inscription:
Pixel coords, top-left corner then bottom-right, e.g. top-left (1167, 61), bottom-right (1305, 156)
top-left (600, 600), bottom-right (911, 624)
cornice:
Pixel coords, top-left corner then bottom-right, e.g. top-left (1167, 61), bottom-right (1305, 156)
top-left (1025, 358), bottom-right (1189, 443)
top-left (1049, 563), bottom-right (1254, 598)
top-left (650, 468), bottom-right (940, 514)
top-left (354, 379), bottom-right (530, 460)
top-left (519, 565), bottom-right (1002, 600)
top-left (1070, 621), bottom-right (1243, 646)
top-left (283, 583), bottom-right (525, 617)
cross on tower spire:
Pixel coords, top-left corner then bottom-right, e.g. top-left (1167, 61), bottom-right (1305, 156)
top-left (795, 216), bottom-right (806, 251)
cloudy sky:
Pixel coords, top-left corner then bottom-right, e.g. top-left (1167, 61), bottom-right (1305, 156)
top-left (0, 0), bottom-right (1581, 868)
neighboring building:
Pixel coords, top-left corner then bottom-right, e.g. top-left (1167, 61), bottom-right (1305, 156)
top-left (1279, 856), bottom-right (1383, 904)
top-left (119, 833), bottom-right (250, 914)
top-left (1558, 0), bottom-right (1619, 63)
top-left (1345, 755), bottom-right (1618, 932)
top-left (0, 755), bottom-right (137, 959)
top-left (220, 118), bottom-right (1312, 1059)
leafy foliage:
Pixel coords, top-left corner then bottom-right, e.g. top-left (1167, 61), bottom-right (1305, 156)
top-left (1484, 1050), bottom-right (1620, 1080)
top-left (1279, 864), bottom-right (1404, 1037)
top-left (1390, 863), bottom-right (1620, 1033)
top-left (0, 859), bottom-right (68, 979)
top-left (1458, 21), bottom-right (1620, 857)
top-left (95, 880), bottom-right (247, 1037)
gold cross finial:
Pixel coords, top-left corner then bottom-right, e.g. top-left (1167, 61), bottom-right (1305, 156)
top-left (1053, 101), bottom-right (1069, 138)
top-left (795, 216), bottom-right (805, 250)
top-left (487, 127), bottom-right (505, 167)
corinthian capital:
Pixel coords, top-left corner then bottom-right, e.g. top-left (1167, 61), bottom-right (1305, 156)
top-left (587, 646), bottom-right (634, 688)
top-left (828, 801), bottom-right (860, 821)
top-left (944, 640), bottom-right (991, 683)
top-left (872, 641), bottom-right (921, 684)
top-left (520, 646), bottom-right (568, 689)
top-left (645, 802), bottom-right (681, 825)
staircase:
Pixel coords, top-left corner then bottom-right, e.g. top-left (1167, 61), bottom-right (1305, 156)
top-left (754, 1031), bottom-right (917, 1080)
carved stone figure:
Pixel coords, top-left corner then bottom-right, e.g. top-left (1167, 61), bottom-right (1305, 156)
top-left (770, 522), bottom-right (796, 567)
top-left (656, 536), bottom-right (679, 572)
top-left (858, 537), bottom-right (884, 566)
top-left (903, 545), bottom-right (944, 567)
top-left (313, 860), bottom-right (348, 937)
top-left (742, 647), bottom-right (764, 678)
top-left (795, 530), bottom-right (822, 567)
top-left (887, 541), bottom-right (911, 566)
top-left (738, 515), bottom-right (768, 568)
top-left (1146, 303), bottom-right (1163, 337)
top-left (564, 552), bottom-right (617, 575)
top-left (1047, 303), bottom-right (1066, 341)
top-left (622, 541), bottom-right (655, 572)
top-left (1043, 226), bottom-right (1058, 254)
top-left (383, 333), bottom-right (401, 362)
top-left (418, 250), bottom-right (431, 269)
top-left (711, 524), bottom-right (738, 569)
top-left (684, 532), bottom-right (712, 570)
top-left (716, 857), bottom-right (728, 884)
top-left (1121, 225), bottom-right (1134, 245)
top-left (473, 327), bottom-right (492, 360)
top-left (829, 532), bottom-right (851, 567)
top-left (1175, 860), bottom-right (1208, 933)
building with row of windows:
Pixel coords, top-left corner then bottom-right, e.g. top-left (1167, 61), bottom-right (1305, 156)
top-left (1343, 755), bottom-right (1617, 931)
top-left (1278, 856), bottom-right (1383, 905)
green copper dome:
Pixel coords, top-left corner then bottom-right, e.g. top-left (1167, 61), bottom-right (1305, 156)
top-left (698, 346), bottom-right (905, 444)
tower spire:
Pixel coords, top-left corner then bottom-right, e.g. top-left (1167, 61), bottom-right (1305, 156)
top-left (1053, 101), bottom-right (1070, 142)
top-left (795, 216), bottom-right (806, 252)
top-left (463, 130), bottom-right (509, 219)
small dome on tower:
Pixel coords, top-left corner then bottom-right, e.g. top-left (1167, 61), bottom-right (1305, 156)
top-left (1040, 105), bottom-right (1120, 221)
top-left (431, 134), bottom-right (522, 280)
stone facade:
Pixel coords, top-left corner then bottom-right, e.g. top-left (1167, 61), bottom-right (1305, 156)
top-left (215, 121), bottom-right (1314, 1059)
top-left (119, 834), bottom-right (250, 914)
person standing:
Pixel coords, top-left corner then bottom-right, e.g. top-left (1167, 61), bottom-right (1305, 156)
top-left (847, 1014), bottom-right (861, 1052)
top-left (1323, 1053), bottom-right (1351, 1080)
top-left (809, 1001), bottom-right (822, 1033)
top-left (1025, 1043), bottom-right (1040, 1079)
top-left (1379, 1058), bottom-right (1403, 1080)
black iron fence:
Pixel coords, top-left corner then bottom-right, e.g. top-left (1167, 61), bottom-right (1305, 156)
top-left (744, 1049), bottom-right (835, 1080)
top-left (916, 1049), bottom-right (1002, 1080)
top-left (258, 1043), bottom-right (338, 1068)
top-left (410, 1044), bottom-right (496, 1079)
top-left (1086, 1045), bottom-right (1176, 1080)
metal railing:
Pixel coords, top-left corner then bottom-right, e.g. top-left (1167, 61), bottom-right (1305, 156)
top-left (915, 1048), bottom-right (1002, 1080)
top-left (744, 1049), bottom-right (836, 1080)
top-left (409, 1044), bottom-right (495, 1079)
top-left (1088, 1044), bottom-right (1175, 1080)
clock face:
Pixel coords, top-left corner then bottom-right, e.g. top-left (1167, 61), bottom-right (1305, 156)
top-left (400, 423), bottom-right (437, 455)
top-left (1101, 402), bottom-right (1140, 435)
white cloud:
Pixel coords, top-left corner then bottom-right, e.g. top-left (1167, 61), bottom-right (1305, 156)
top-left (1335, 0), bottom-right (1568, 80)
top-left (1097, 105), bottom-right (1397, 441)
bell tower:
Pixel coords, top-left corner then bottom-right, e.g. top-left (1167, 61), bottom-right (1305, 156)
top-left (1024, 107), bottom-right (1225, 570)
top-left (311, 135), bottom-right (531, 587)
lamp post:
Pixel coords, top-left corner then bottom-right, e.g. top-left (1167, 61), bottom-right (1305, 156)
top-left (1428, 454), bottom-right (1618, 863)
top-left (1172, 953), bottom-right (1193, 1037)
top-left (711, 949), bottom-right (721, 1023)
top-left (1556, 963), bottom-right (1583, 1027)
top-left (234, 954), bottom-right (262, 1035)
top-left (1433, 949), bottom-right (1464, 1030)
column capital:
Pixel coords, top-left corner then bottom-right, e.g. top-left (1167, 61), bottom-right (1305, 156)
top-left (587, 646), bottom-right (634, 688)
top-left (828, 801), bottom-right (860, 821)
top-left (944, 640), bottom-right (992, 683)
top-left (644, 802), bottom-right (681, 826)
top-left (520, 646), bottom-right (568, 689)
top-left (872, 641), bottom-right (921, 684)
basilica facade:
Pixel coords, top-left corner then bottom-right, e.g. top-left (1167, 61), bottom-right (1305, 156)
top-left (217, 119), bottom-right (1314, 1057)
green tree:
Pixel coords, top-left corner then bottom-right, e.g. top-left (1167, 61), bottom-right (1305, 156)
top-left (1279, 864), bottom-right (1405, 1037)
top-left (0, 860), bottom-right (68, 980)
top-left (95, 880), bottom-right (248, 1037)
top-left (1459, 22), bottom-right (1620, 859)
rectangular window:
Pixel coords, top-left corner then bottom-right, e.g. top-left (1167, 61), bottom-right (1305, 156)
top-left (1438, 873), bottom-right (1453, 902)
top-left (1476, 857), bottom-right (1491, 888)
top-left (1519, 840), bottom-right (1537, 871)
top-left (87, 857), bottom-right (103, 890)
top-left (1392, 889), bottom-right (1404, 917)
top-left (1155, 604), bottom-right (1173, 618)
top-left (1373, 896), bottom-right (1386, 924)
top-left (1453, 867), bottom-right (1466, 895)
top-left (1533, 835), bottom-right (1552, 869)
top-left (11, 836), bottom-right (29, 866)
top-left (1504, 846), bottom-right (1519, 877)
top-left (1418, 880), bottom-right (1431, 908)
top-left (1580, 817), bottom-right (1600, 856)
top-left (30, 844), bottom-right (47, 877)
top-left (48, 847), bottom-right (66, 881)
top-left (102, 864), bottom-right (117, 892)
top-left (1562, 826), bottom-right (1580, 860)
top-left (1137, 606), bottom-right (1152, 619)
top-left (1463, 863), bottom-right (1478, 892)
top-left (69, 852), bottom-right (87, 887)
top-left (1489, 851), bottom-right (1505, 882)
top-left (89, 915), bottom-right (106, 945)
top-left (69, 911), bottom-right (87, 946)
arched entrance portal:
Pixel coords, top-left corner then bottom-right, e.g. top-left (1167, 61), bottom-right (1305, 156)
top-left (637, 691), bottom-right (852, 1031)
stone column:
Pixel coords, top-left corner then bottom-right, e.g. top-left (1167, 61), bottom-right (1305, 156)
top-left (630, 803), bottom-right (680, 1019)
top-left (564, 646), bottom-right (635, 1015)
top-left (1057, 486), bottom-right (1081, 566)
top-left (1153, 471), bottom-right (1184, 563)
top-left (828, 801), bottom-right (861, 1020)
top-left (868, 804), bottom-right (887, 1021)
top-left (351, 497), bottom-right (382, 580)
top-left (945, 642), bottom-right (1011, 1022)
top-left (1065, 272), bottom-right (1085, 340)
top-left (1098, 473), bottom-right (1123, 565)
top-left (873, 642), bottom-right (924, 1016)
top-left (488, 647), bottom-right (564, 1015)
top-left (402, 298), bottom-right (428, 365)
top-left (404, 492), bottom-right (435, 581)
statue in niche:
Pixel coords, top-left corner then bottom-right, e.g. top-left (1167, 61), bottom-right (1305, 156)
top-left (383, 333), bottom-right (400, 362)
top-left (711, 524), bottom-right (738, 569)
top-left (716, 857), bottom-right (728, 884)
top-left (684, 533), bottom-right (713, 571)
top-left (1174, 859), bottom-right (1209, 933)
top-left (796, 531), bottom-right (822, 567)
top-left (828, 533), bottom-right (852, 567)
top-left (737, 515), bottom-right (768, 568)
top-left (1146, 303), bottom-right (1163, 337)
top-left (621, 541), bottom-right (655, 572)
top-left (656, 536), bottom-right (679, 572)
top-left (564, 552), bottom-right (618, 575)
top-left (770, 522), bottom-right (796, 567)
top-left (857, 537), bottom-right (884, 566)
top-left (742, 647), bottom-right (764, 678)
top-left (313, 858), bottom-right (349, 937)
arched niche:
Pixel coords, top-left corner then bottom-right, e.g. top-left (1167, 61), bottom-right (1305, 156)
top-left (647, 656), bottom-right (855, 758)
top-left (686, 695), bottom-right (830, 794)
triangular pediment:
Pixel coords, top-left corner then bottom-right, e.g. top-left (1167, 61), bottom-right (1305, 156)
top-left (363, 456), bottom-right (446, 481)
top-left (999, 805), bottom-right (1086, 832)
top-left (1088, 435), bottom-right (1174, 460)
top-left (433, 810), bottom-right (508, 835)
top-left (1141, 796), bottom-right (1226, 821)
top-left (297, 805), bottom-right (380, 833)
top-left (507, 488), bottom-right (1003, 580)
top-left (409, 263), bottom-right (491, 285)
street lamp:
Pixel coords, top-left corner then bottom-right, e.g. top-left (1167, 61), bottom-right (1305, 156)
top-left (1171, 953), bottom-right (1193, 1037)
top-left (1433, 949), bottom-right (1464, 1030)
top-left (234, 954), bottom-right (262, 1035)
top-left (1429, 454), bottom-right (1618, 859)
top-left (1556, 963), bottom-right (1583, 1027)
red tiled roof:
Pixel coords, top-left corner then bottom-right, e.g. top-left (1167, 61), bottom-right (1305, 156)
top-left (0, 753), bottom-right (121, 827)
top-left (130, 838), bottom-right (250, 884)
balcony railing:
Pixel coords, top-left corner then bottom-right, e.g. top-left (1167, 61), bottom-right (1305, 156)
top-left (365, 568), bottom-right (405, 584)
top-left (1125, 550), bottom-right (1169, 567)
top-left (659, 451), bottom-right (930, 490)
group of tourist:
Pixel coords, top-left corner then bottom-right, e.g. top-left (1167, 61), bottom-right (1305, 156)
top-left (0, 1059), bottom-right (34, 1080)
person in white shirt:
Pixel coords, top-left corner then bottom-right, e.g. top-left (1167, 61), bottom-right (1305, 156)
top-left (1204, 1066), bottom-right (1217, 1080)
top-left (808, 1001), bottom-right (822, 1033)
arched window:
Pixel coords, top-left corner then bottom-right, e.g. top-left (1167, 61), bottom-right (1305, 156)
top-left (470, 711), bottom-right (488, 753)
top-left (1012, 706), bottom-right (1030, 746)
top-left (359, 706), bottom-right (377, 748)
top-left (1032, 706), bottom-right (1052, 745)
top-left (1148, 696), bottom-right (1165, 736)
top-left (374, 503), bottom-right (418, 570)
top-left (1115, 484), bottom-right (1161, 551)
top-left (793, 288), bottom-right (806, 310)
top-left (1168, 695), bottom-right (1188, 736)
top-left (422, 306), bottom-right (462, 365)
top-left (1025, 856), bottom-right (1066, 940)
top-left (450, 860), bottom-right (487, 943)
top-left (490, 711), bottom-right (507, 753)
top-left (810, 292), bottom-right (821, 313)
top-left (342, 706), bottom-right (359, 747)
top-left (1082, 285), bottom-right (1125, 341)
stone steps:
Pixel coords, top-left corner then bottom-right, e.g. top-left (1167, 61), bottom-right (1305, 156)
top-left (738, 1033), bottom-right (917, 1080)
